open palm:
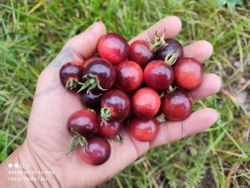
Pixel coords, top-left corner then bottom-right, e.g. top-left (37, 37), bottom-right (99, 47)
top-left (24, 16), bottom-right (221, 188)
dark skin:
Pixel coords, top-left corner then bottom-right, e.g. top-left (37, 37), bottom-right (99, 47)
top-left (0, 17), bottom-right (221, 188)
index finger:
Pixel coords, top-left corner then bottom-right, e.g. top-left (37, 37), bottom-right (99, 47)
top-left (129, 16), bottom-right (182, 44)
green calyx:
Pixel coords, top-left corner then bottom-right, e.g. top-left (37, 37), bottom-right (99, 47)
top-left (144, 30), bottom-right (167, 52)
top-left (77, 73), bottom-right (107, 94)
top-left (154, 30), bottom-right (166, 45)
top-left (114, 133), bottom-right (123, 145)
top-left (153, 30), bottom-right (179, 66)
top-left (66, 128), bottom-right (88, 156)
top-left (100, 108), bottom-right (111, 126)
top-left (65, 78), bottom-right (78, 90)
top-left (164, 48), bottom-right (179, 66)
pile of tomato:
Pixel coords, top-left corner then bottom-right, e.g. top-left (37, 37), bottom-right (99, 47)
top-left (59, 32), bottom-right (203, 166)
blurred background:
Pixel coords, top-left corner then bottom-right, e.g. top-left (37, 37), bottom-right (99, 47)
top-left (0, 0), bottom-right (250, 187)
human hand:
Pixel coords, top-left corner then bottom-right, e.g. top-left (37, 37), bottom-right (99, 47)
top-left (0, 16), bottom-right (221, 188)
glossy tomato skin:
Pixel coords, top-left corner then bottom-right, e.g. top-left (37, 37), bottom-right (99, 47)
top-left (128, 40), bottom-right (155, 68)
top-left (79, 135), bottom-right (111, 166)
top-left (97, 115), bottom-right (123, 138)
top-left (129, 116), bottom-right (159, 142)
top-left (83, 55), bottom-right (101, 69)
top-left (80, 90), bottom-right (103, 112)
top-left (144, 60), bottom-right (174, 91)
top-left (173, 58), bottom-right (203, 90)
top-left (101, 90), bottom-right (131, 122)
top-left (155, 38), bottom-right (184, 62)
top-left (83, 58), bottom-right (116, 90)
top-left (161, 89), bottom-right (193, 121)
top-left (66, 110), bottom-right (99, 138)
top-left (59, 62), bottom-right (84, 92)
top-left (131, 87), bottom-right (161, 118)
top-left (115, 61), bottom-right (143, 92)
top-left (97, 33), bottom-right (130, 65)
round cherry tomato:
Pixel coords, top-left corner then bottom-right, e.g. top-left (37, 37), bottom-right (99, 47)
top-left (129, 116), bottom-right (159, 142)
top-left (131, 87), bottom-right (161, 118)
top-left (97, 33), bottom-right (130, 65)
top-left (128, 39), bottom-right (155, 68)
top-left (144, 60), bottom-right (174, 91)
top-left (80, 89), bottom-right (103, 112)
top-left (173, 58), bottom-right (203, 90)
top-left (115, 61), bottom-right (143, 92)
top-left (101, 90), bottom-right (131, 122)
top-left (155, 38), bottom-right (184, 62)
top-left (161, 89), bottom-right (193, 121)
top-left (97, 114), bottom-right (123, 138)
top-left (59, 62), bottom-right (84, 92)
top-left (66, 109), bottom-right (99, 138)
top-left (81, 58), bottom-right (116, 92)
top-left (79, 135), bottom-right (111, 165)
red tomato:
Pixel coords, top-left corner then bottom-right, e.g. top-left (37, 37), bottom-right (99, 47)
top-left (128, 116), bottom-right (159, 142)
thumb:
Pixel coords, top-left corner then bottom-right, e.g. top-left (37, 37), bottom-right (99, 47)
top-left (63, 21), bottom-right (106, 62)
top-left (35, 21), bottom-right (106, 96)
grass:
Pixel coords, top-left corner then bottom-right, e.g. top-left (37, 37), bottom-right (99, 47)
top-left (1, 0), bottom-right (250, 187)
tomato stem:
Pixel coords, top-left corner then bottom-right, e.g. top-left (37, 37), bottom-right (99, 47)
top-left (164, 48), bottom-right (179, 66)
top-left (65, 78), bottom-right (78, 90)
top-left (77, 74), bottom-right (107, 94)
top-left (114, 133), bottom-right (123, 145)
top-left (144, 35), bottom-right (166, 52)
top-left (66, 128), bottom-right (88, 156)
top-left (100, 108), bottom-right (111, 126)
top-left (152, 30), bottom-right (168, 51)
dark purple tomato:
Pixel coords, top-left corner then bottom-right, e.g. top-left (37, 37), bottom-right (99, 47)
top-left (101, 90), bottom-right (131, 122)
top-left (97, 33), bottom-right (130, 65)
top-left (173, 58), bottom-right (203, 90)
top-left (131, 87), bottom-right (161, 118)
top-left (97, 114), bottom-right (123, 138)
top-left (115, 61), bottom-right (143, 92)
top-left (80, 90), bottom-right (103, 111)
top-left (128, 39), bottom-right (155, 68)
top-left (128, 116), bottom-right (159, 142)
top-left (82, 58), bottom-right (116, 91)
top-left (66, 109), bottom-right (99, 138)
top-left (83, 55), bottom-right (101, 69)
top-left (161, 89), bottom-right (193, 121)
top-left (144, 60), bottom-right (174, 91)
top-left (79, 135), bottom-right (111, 166)
top-left (155, 38), bottom-right (184, 62)
top-left (59, 62), bottom-right (84, 92)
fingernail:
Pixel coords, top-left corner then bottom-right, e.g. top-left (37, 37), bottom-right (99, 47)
top-left (86, 21), bottom-right (102, 32)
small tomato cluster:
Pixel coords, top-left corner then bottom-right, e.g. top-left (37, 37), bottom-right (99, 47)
top-left (59, 31), bottom-right (203, 166)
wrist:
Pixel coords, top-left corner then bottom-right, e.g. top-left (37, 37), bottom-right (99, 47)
top-left (0, 142), bottom-right (61, 188)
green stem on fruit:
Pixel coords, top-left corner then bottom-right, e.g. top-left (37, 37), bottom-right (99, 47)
top-left (152, 30), bottom-right (168, 51)
top-left (145, 36), bottom-right (153, 46)
top-left (66, 128), bottom-right (88, 156)
top-left (100, 107), bottom-right (111, 126)
top-left (154, 31), bottom-right (159, 44)
top-left (144, 33), bottom-right (167, 52)
top-left (188, 54), bottom-right (192, 58)
top-left (88, 108), bottom-right (96, 114)
top-left (114, 133), bottom-right (123, 145)
top-left (77, 74), bottom-right (107, 94)
top-left (65, 78), bottom-right (78, 90)
top-left (158, 30), bottom-right (166, 44)
top-left (164, 85), bottom-right (175, 95)
top-left (164, 48), bottom-right (179, 66)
